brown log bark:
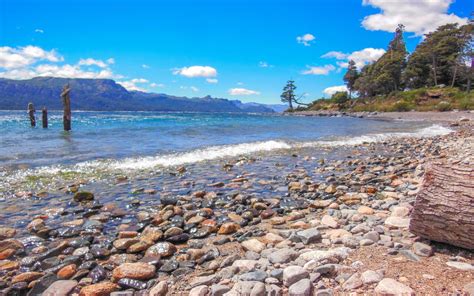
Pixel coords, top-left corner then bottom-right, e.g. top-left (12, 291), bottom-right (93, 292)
top-left (409, 161), bottom-right (474, 250)
top-left (27, 102), bottom-right (36, 127)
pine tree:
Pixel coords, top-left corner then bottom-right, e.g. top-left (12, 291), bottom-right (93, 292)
top-left (343, 60), bottom-right (358, 98)
top-left (280, 80), bottom-right (297, 111)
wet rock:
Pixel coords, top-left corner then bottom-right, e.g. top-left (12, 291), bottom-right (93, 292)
top-left (27, 273), bottom-right (58, 295)
top-left (412, 242), bottom-right (433, 257)
top-left (0, 239), bottom-right (24, 252)
top-left (145, 242), bottom-right (177, 257)
top-left (113, 238), bottom-right (140, 250)
top-left (42, 280), bottom-right (78, 296)
top-left (0, 227), bottom-right (16, 239)
top-left (159, 260), bottom-right (179, 272)
top-left (374, 278), bottom-right (414, 296)
top-left (0, 260), bottom-right (19, 271)
top-left (117, 278), bottom-right (147, 290)
top-left (79, 282), bottom-right (120, 296)
top-left (217, 222), bottom-right (240, 234)
top-left (112, 262), bottom-right (156, 280)
top-left (160, 196), bottom-right (177, 206)
top-left (11, 272), bottom-right (43, 284)
top-left (89, 265), bottom-right (108, 283)
top-left (283, 266), bottom-right (309, 287)
top-left (73, 191), bottom-right (94, 202)
top-left (241, 238), bottom-right (265, 253)
top-left (57, 264), bottom-right (77, 279)
top-left (289, 278), bottom-right (312, 296)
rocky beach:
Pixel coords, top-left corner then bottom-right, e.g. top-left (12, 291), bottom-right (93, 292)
top-left (0, 116), bottom-right (473, 296)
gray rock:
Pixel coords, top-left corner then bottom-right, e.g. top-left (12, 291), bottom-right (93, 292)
top-left (289, 278), bottom-right (312, 296)
top-left (41, 280), bottom-right (77, 296)
top-left (314, 289), bottom-right (333, 296)
top-left (283, 266), bottom-right (309, 287)
top-left (361, 270), bottom-right (383, 284)
top-left (314, 264), bottom-right (336, 276)
top-left (270, 269), bottom-right (283, 280)
top-left (189, 274), bottom-right (216, 288)
top-left (399, 250), bottom-right (420, 262)
top-left (250, 282), bottom-right (266, 296)
top-left (446, 261), bottom-right (474, 271)
top-left (374, 278), bottom-right (414, 295)
top-left (359, 239), bottom-right (374, 246)
top-left (413, 242), bottom-right (433, 257)
top-left (189, 285), bottom-right (209, 296)
top-left (266, 284), bottom-right (283, 296)
top-left (342, 273), bottom-right (363, 290)
top-left (363, 231), bottom-right (380, 242)
top-left (296, 228), bottom-right (321, 244)
top-left (239, 270), bottom-right (267, 282)
top-left (211, 284), bottom-right (231, 296)
top-left (267, 248), bottom-right (299, 264)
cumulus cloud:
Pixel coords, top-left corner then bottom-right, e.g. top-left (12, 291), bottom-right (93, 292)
top-left (296, 33), bottom-right (316, 46)
top-left (35, 29), bottom-right (44, 34)
top-left (228, 88), bottom-right (260, 96)
top-left (323, 85), bottom-right (348, 96)
top-left (0, 46), bottom-right (62, 69)
top-left (206, 78), bottom-right (218, 84)
top-left (173, 65), bottom-right (217, 78)
top-left (301, 65), bottom-right (335, 75)
top-left (150, 82), bottom-right (165, 88)
top-left (179, 86), bottom-right (200, 92)
top-left (117, 78), bottom-right (149, 92)
top-left (322, 48), bottom-right (386, 69)
top-left (362, 0), bottom-right (468, 35)
top-left (0, 45), bottom-right (123, 80)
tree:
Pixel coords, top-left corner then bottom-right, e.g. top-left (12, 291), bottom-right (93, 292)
top-left (331, 91), bottom-right (349, 107)
top-left (403, 23), bottom-right (473, 89)
top-left (280, 80), bottom-right (297, 111)
top-left (343, 60), bottom-right (358, 98)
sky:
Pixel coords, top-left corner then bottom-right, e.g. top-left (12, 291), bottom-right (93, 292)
top-left (0, 0), bottom-right (472, 104)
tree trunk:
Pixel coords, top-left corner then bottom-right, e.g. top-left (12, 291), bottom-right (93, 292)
top-left (409, 161), bottom-right (474, 250)
top-left (451, 64), bottom-right (457, 88)
top-left (432, 55), bottom-right (438, 87)
top-left (27, 103), bottom-right (35, 127)
top-left (42, 107), bottom-right (48, 128)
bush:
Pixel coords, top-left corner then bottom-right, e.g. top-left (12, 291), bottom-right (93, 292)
top-left (436, 101), bottom-right (452, 112)
top-left (390, 100), bottom-right (414, 112)
top-left (458, 97), bottom-right (474, 110)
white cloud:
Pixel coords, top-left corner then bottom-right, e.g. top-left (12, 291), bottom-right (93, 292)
top-left (301, 64), bottom-right (335, 75)
top-left (258, 61), bottom-right (274, 68)
top-left (78, 58), bottom-right (108, 68)
top-left (237, 82), bottom-right (244, 86)
top-left (206, 78), bottom-right (218, 84)
top-left (150, 82), bottom-right (165, 88)
top-left (228, 88), bottom-right (260, 96)
top-left (362, 0), bottom-right (468, 35)
top-left (323, 85), bottom-right (348, 96)
top-left (322, 48), bottom-right (386, 69)
top-left (0, 45), bottom-right (124, 80)
top-left (142, 64), bottom-right (150, 69)
top-left (117, 78), bottom-right (149, 92)
top-left (0, 46), bottom-right (62, 69)
top-left (321, 51), bottom-right (348, 60)
top-left (296, 33), bottom-right (315, 46)
top-left (173, 65), bottom-right (217, 78)
top-left (190, 86), bottom-right (199, 92)
top-left (35, 29), bottom-right (44, 34)
top-left (106, 58), bottom-right (115, 64)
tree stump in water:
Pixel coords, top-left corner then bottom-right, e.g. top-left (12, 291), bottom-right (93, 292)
top-left (42, 107), bottom-right (48, 128)
top-left (61, 84), bottom-right (71, 131)
top-left (409, 160), bottom-right (474, 250)
top-left (27, 102), bottom-right (36, 127)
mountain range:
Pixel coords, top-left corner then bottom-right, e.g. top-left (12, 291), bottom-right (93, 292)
top-left (0, 77), bottom-right (284, 113)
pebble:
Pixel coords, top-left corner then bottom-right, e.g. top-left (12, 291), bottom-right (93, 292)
top-left (42, 280), bottom-right (78, 296)
top-left (79, 282), bottom-right (120, 296)
top-left (112, 262), bottom-right (156, 280)
top-left (412, 242), bottom-right (433, 257)
top-left (218, 222), bottom-right (240, 234)
top-left (289, 278), bottom-right (312, 296)
top-left (296, 228), bottom-right (322, 244)
top-left (241, 238), bottom-right (266, 253)
top-left (283, 265), bottom-right (309, 287)
top-left (361, 270), bottom-right (383, 284)
top-left (189, 285), bottom-right (209, 296)
top-left (267, 248), bottom-right (299, 264)
top-left (446, 261), bottom-right (474, 271)
top-left (374, 278), bottom-right (414, 295)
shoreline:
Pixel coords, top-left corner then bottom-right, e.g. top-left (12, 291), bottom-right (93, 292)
top-left (292, 110), bottom-right (474, 123)
top-left (0, 120), bottom-right (472, 295)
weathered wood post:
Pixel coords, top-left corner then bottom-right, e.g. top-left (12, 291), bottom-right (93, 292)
top-left (27, 102), bottom-right (36, 127)
top-left (61, 84), bottom-right (71, 131)
top-left (42, 107), bottom-right (48, 128)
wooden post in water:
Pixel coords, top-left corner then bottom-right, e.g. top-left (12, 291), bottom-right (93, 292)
top-left (61, 84), bottom-right (72, 131)
top-left (42, 107), bottom-right (48, 128)
top-left (27, 102), bottom-right (36, 127)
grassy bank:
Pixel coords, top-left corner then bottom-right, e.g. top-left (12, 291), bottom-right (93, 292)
top-left (304, 87), bottom-right (474, 113)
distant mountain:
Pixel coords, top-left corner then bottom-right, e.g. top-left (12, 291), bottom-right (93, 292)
top-left (0, 77), bottom-right (279, 113)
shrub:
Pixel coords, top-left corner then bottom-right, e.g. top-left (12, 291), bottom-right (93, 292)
top-left (390, 100), bottom-right (413, 112)
top-left (458, 97), bottom-right (474, 110)
top-left (436, 101), bottom-right (452, 112)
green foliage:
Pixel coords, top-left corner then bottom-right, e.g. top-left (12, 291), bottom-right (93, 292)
top-left (331, 91), bottom-right (349, 106)
top-left (343, 60), bottom-right (358, 98)
top-left (281, 80), bottom-right (296, 110)
top-left (390, 100), bottom-right (414, 112)
top-left (436, 101), bottom-right (453, 111)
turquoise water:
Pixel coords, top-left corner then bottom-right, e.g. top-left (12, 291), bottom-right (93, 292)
top-left (0, 110), bottom-right (451, 193)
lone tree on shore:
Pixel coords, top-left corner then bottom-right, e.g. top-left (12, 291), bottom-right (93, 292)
top-left (280, 80), bottom-right (309, 111)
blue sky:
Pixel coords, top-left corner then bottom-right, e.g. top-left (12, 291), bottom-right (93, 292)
top-left (0, 0), bottom-right (472, 104)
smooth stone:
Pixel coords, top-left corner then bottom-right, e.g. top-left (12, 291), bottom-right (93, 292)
top-left (267, 248), bottom-right (299, 264)
top-left (211, 284), bottom-right (230, 296)
top-left (239, 270), bottom-right (267, 282)
top-left (342, 273), bottom-right (363, 290)
top-left (145, 242), bottom-right (177, 257)
top-left (283, 266), bottom-right (309, 287)
top-left (149, 281), bottom-right (168, 296)
top-left (250, 282), bottom-right (266, 296)
top-left (361, 270), bottom-right (383, 284)
top-left (0, 227), bottom-right (16, 240)
top-left (11, 272), bottom-right (43, 284)
top-left (446, 261), bottom-right (474, 271)
top-left (241, 239), bottom-right (266, 253)
top-left (73, 191), bottom-right (94, 202)
top-left (112, 262), bottom-right (156, 280)
top-left (321, 215), bottom-right (338, 228)
top-left (79, 282), bottom-right (120, 296)
top-left (217, 222), bottom-right (240, 235)
top-left (298, 248), bottom-right (350, 263)
top-left (189, 275), bottom-right (216, 288)
top-left (384, 217), bottom-right (410, 228)
top-left (232, 260), bottom-right (259, 272)
top-left (412, 242), bottom-right (433, 257)
top-left (296, 228), bottom-right (322, 244)
top-left (289, 278), bottom-right (312, 296)
top-left (374, 278), bottom-right (414, 296)
top-left (42, 280), bottom-right (78, 296)
top-left (189, 285), bottom-right (209, 296)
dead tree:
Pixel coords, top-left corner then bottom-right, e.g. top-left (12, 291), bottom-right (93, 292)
top-left (61, 84), bottom-right (72, 131)
top-left (409, 160), bottom-right (474, 250)
top-left (42, 107), bottom-right (48, 128)
top-left (27, 102), bottom-right (36, 127)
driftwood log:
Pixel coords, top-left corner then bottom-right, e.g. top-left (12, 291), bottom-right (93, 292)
top-left (409, 160), bottom-right (474, 250)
